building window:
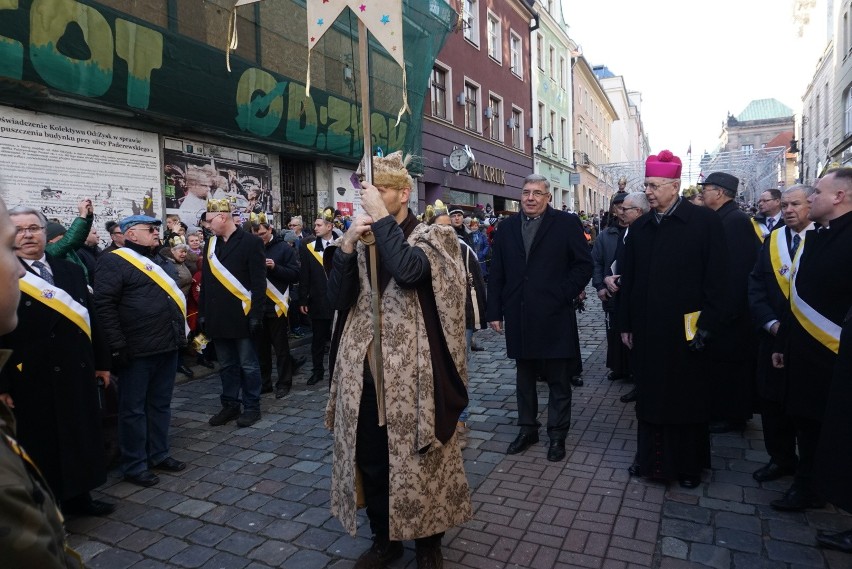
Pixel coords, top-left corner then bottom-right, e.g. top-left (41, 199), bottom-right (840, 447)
top-left (538, 102), bottom-right (545, 142)
top-left (487, 12), bottom-right (501, 62)
top-left (511, 107), bottom-right (523, 150)
top-left (824, 82), bottom-right (829, 126)
top-left (741, 144), bottom-right (754, 154)
top-left (845, 88), bottom-right (852, 136)
top-left (510, 32), bottom-right (522, 77)
top-left (550, 111), bottom-right (557, 154)
top-left (536, 34), bottom-right (544, 70)
top-left (560, 117), bottom-right (568, 159)
top-left (464, 82), bottom-right (479, 132)
top-left (549, 46), bottom-right (555, 79)
top-left (430, 66), bottom-right (448, 119)
top-left (463, 0), bottom-right (479, 46)
top-left (559, 56), bottom-right (566, 89)
top-left (488, 95), bottom-right (502, 142)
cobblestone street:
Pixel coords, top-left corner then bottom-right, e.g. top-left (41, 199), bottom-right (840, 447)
top-left (67, 289), bottom-right (851, 569)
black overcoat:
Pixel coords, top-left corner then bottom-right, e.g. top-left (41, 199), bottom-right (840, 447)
top-left (200, 227), bottom-right (267, 338)
top-left (708, 201), bottom-right (761, 421)
top-left (485, 206), bottom-right (593, 360)
top-left (0, 255), bottom-right (110, 501)
top-left (777, 210), bottom-right (852, 421)
top-left (297, 237), bottom-right (334, 320)
top-left (617, 200), bottom-right (729, 424)
top-left (262, 234), bottom-right (300, 318)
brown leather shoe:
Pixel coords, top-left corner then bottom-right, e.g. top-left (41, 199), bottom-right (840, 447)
top-left (353, 539), bottom-right (403, 569)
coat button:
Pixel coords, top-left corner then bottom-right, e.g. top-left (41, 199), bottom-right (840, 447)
top-left (80, 363), bottom-right (86, 368)
top-left (25, 301), bottom-right (31, 306)
top-left (49, 333), bottom-right (55, 338)
top-left (53, 366), bottom-right (60, 372)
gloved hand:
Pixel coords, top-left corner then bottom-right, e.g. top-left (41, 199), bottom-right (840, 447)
top-left (249, 317), bottom-right (263, 336)
top-left (111, 348), bottom-right (130, 370)
top-left (688, 329), bottom-right (711, 352)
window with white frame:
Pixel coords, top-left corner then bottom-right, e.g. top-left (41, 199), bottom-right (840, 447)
top-left (488, 95), bottom-right (503, 142)
top-left (741, 144), bottom-right (754, 154)
top-left (487, 12), bottom-right (501, 62)
top-left (536, 34), bottom-right (544, 70)
top-left (549, 46), bottom-right (555, 79)
top-left (464, 82), bottom-right (479, 132)
top-left (560, 117), bottom-right (568, 159)
top-left (845, 88), bottom-right (852, 135)
top-left (511, 107), bottom-right (523, 149)
top-left (510, 32), bottom-right (522, 77)
top-left (463, 0), bottom-right (479, 46)
top-left (430, 66), bottom-right (448, 120)
top-left (550, 111), bottom-right (557, 154)
top-left (559, 56), bottom-right (566, 89)
top-left (538, 103), bottom-right (545, 142)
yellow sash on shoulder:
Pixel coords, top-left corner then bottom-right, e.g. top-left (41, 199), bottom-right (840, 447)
top-left (751, 218), bottom-right (768, 243)
top-left (266, 280), bottom-right (290, 318)
top-left (19, 271), bottom-right (91, 339)
top-left (207, 236), bottom-right (251, 315)
top-left (790, 269), bottom-right (841, 354)
top-left (768, 229), bottom-right (805, 300)
top-left (112, 248), bottom-right (188, 326)
top-left (307, 240), bottom-right (323, 266)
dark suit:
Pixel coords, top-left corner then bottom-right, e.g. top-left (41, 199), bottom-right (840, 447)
top-left (0, 255), bottom-right (110, 502)
top-left (709, 200), bottom-right (761, 424)
top-left (486, 206), bottom-right (593, 440)
top-left (298, 237), bottom-right (334, 378)
top-left (748, 226), bottom-right (803, 469)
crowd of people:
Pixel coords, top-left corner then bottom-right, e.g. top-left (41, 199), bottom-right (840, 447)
top-left (0, 147), bottom-right (850, 568)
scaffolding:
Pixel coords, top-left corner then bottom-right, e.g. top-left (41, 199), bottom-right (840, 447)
top-left (596, 146), bottom-right (788, 204)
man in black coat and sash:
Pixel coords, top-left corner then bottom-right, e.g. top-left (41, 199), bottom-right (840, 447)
top-left (747, 185), bottom-right (814, 482)
top-left (298, 214), bottom-right (336, 386)
top-left (1, 206), bottom-right (113, 515)
top-left (486, 174), bottom-right (593, 463)
top-left (771, 168), bottom-right (852, 512)
top-left (699, 172), bottom-right (762, 433)
top-left (618, 151), bottom-right (729, 488)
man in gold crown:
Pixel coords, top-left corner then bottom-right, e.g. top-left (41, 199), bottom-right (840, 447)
top-left (200, 198), bottom-right (267, 428)
top-left (326, 152), bottom-right (471, 568)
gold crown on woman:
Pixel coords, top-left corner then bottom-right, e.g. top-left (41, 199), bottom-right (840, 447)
top-left (169, 235), bottom-right (187, 247)
top-left (423, 199), bottom-right (448, 224)
top-left (250, 211), bottom-right (268, 225)
top-left (206, 198), bottom-right (233, 212)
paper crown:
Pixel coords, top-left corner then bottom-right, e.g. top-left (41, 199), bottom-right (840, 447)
top-left (319, 207), bottom-right (335, 222)
top-left (206, 198), bottom-right (233, 212)
top-left (169, 235), bottom-right (187, 247)
top-left (424, 199), bottom-right (448, 224)
top-left (250, 212), bottom-right (268, 225)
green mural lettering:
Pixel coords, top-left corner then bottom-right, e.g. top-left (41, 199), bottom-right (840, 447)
top-left (326, 95), bottom-right (355, 155)
top-left (0, 0), bottom-right (23, 80)
top-left (115, 19), bottom-right (163, 109)
top-left (370, 113), bottom-right (387, 154)
top-left (235, 68), bottom-right (285, 137)
top-left (285, 83), bottom-right (317, 147)
top-left (387, 117), bottom-right (407, 153)
top-left (30, 0), bottom-right (113, 96)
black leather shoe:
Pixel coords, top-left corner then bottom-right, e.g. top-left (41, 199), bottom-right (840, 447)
top-left (770, 487), bottom-right (825, 511)
top-left (628, 463), bottom-right (642, 476)
top-left (607, 372), bottom-right (629, 381)
top-left (196, 357), bottom-right (215, 369)
top-left (708, 420), bottom-right (746, 434)
top-left (208, 406), bottom-right (240, 426)
top-left (570, 375), bottom-right (584, 387)
top-left (275, 385), bottom-right (291, 399)
top-left (679, 475), bottom-right (701, 489)
top-left (620, 387), bottom-right (637, 403)
top-left (152, 457), bottom-right (186, 472)
top-left (124, 470), bottom-right (159, 488)
top-left (471, 343), bottom-right (485, 352)
top-left (62, 495), bottom-right (116, 517)
top-left (353, 539), bottom-right (404, 569)
top-left (236, 410), bottom-right (261, 428)
top-left (816, 529), bottom-right (852, 553)
top-left (753, 460), bottom-right (796, 482)
top-left (307, 373), bottom-right (323, 386)
top-left (177, 364), bottom-right (194, 378)
top-left (506, 432), bottom-right (539, 455)
top-left (547, 439), bottom-right (566, 462)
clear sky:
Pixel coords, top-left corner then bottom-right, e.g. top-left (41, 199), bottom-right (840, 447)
top-left (561, 0), bottom-right (828, 183)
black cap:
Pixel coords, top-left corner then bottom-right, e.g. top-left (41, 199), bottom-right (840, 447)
top-left (699, 172), bottom-right (739, 194)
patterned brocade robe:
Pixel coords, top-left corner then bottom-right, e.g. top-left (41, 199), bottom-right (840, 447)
top-left (325, 222), bottom-right (473, 541)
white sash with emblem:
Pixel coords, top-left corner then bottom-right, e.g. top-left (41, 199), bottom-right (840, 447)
top-left (207, 236), bottom-right (252, 315)
top-left (266, 280), bottom-right (290, 317)
top-left (112, 248), bottom-right (189, 334)
top-left (19, 271), bottom-right (91, 339)
top-left (768, 229), bottom-right (805, 299)
top-left (751, 218), bottom-right (769, 243)
top-left (790, 268), bottom-right (841, 354)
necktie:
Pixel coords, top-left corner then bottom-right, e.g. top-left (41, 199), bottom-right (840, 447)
top-left (32, 260), bottom-right (54, 285)
top-left (791, 234), bottom-right (801, 256)
top-left (766, 218), bottom-right (774, 231)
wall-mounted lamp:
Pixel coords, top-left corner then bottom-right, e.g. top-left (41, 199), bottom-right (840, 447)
top-left (535, 133), bottom-right (554, 152)
top-left (527, 128), bottom-right (535, 138)
top-left (507, 118), bottom-right (517, 129)
top-left (484, 106), bottom-right (493, 119)
top-left (456, 92), bottom-right (466, 105)
top-left (343, 65), bottom-right (353, 82)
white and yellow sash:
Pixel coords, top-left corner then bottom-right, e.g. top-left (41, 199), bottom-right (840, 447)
top-left (112, 248), bottom-right (188, 333)
top-left (207, 236), bottom-right (252, 315)
top-left (306, 240), bottom-right (324, 266)
top-left (751, 218), bottom-right (768, 243)
top-left (790, 269), bottom-right (841, 354)
top-left (19, 271), bottom-right (91, 339)
top-left (266, 281), bottom-right (290, 318)
top-left (768, 229), bottom-right (805, 299)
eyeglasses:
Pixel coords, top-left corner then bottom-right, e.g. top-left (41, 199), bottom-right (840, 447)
top-left (642, 181), bottom-right (674, 191)
top-left (521, 190), bottom-right (549, 198)
top-left (15, 225), bottom-right (44, 235)
top-left (110, 231), bottom-right (122, 236)
top-left (288, 224), bottom-right (300, 228)
top-left (698, 187), bottom-right (722, 196)
top-left (621, 206), bottom-right (641, 213)
top-left (130, 226), bottom-right (159, 234)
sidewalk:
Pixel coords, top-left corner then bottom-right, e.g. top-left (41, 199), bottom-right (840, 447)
top-left (67, 292), bottom-right (851, 569)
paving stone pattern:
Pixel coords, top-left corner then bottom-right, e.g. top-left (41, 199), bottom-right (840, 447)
top-left (67, 287), bottom-right (851, 568)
